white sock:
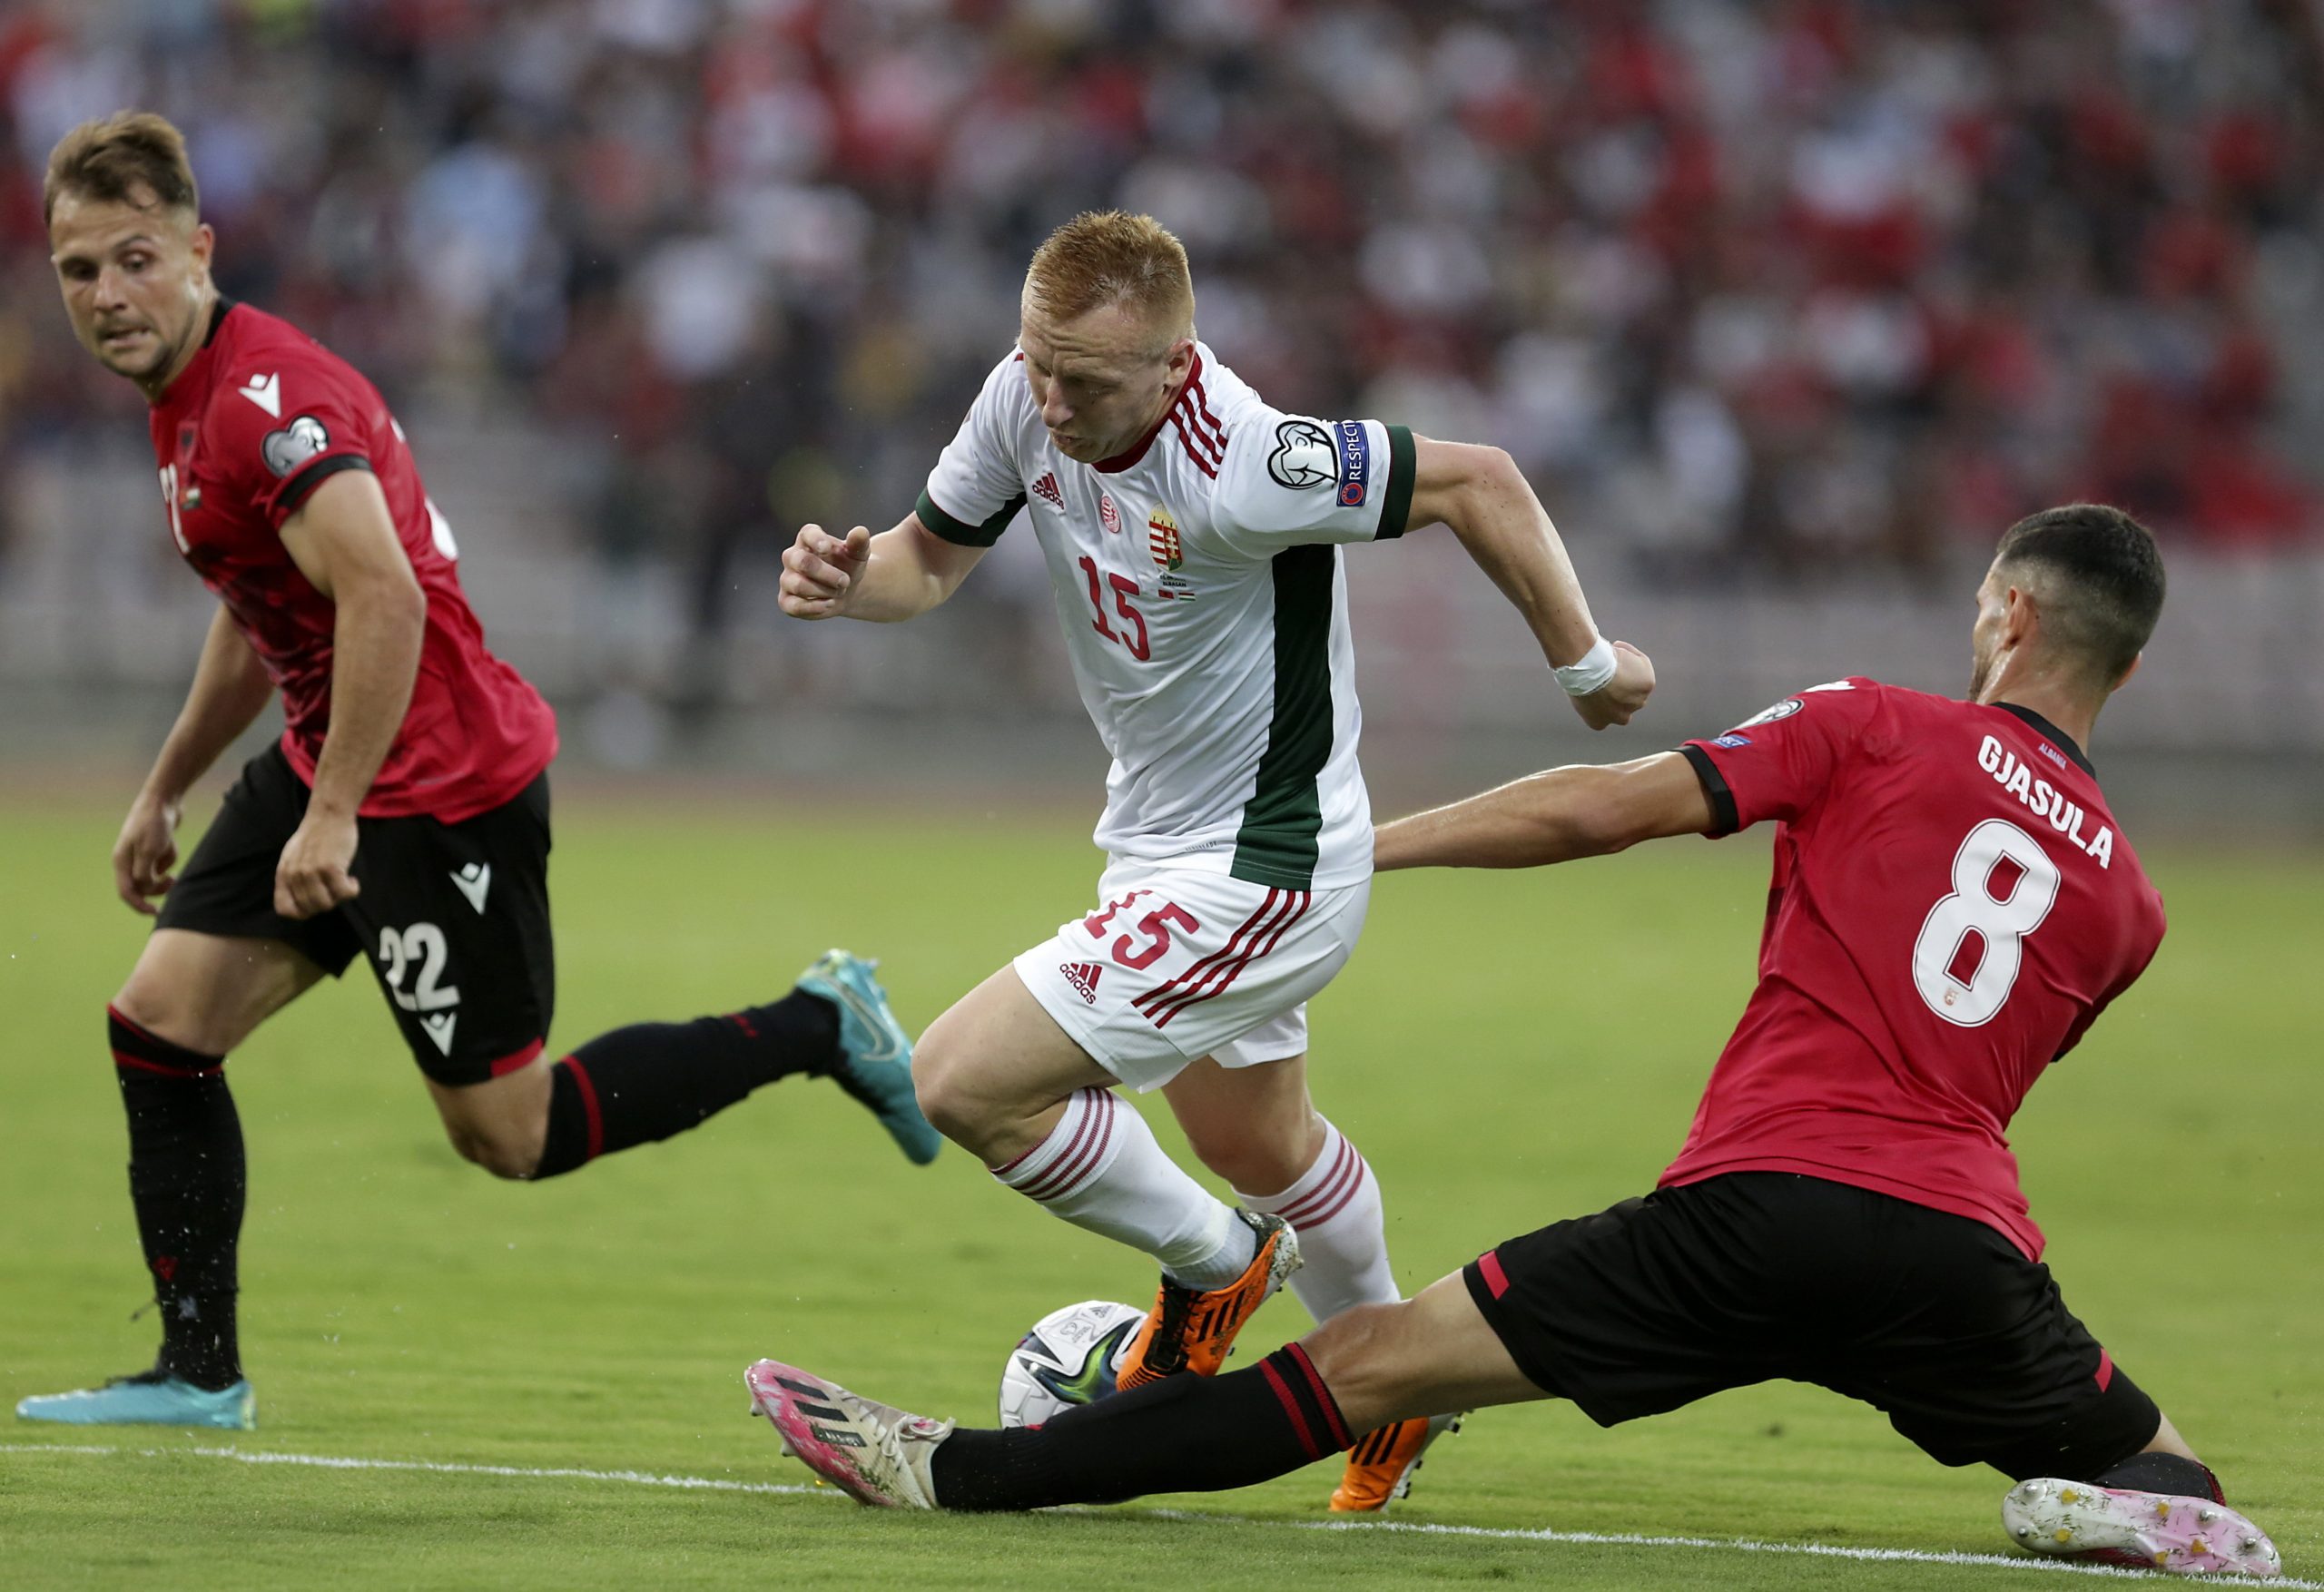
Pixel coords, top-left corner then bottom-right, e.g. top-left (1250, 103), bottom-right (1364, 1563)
top-left (991, 1088), bottom-right (1248, 1282)
top-left (1238, 1116), bottom-right (1397, 1322)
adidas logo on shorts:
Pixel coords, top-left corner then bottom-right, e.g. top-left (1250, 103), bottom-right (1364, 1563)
top-left (1060, 961), bottom-right (1104, 1004)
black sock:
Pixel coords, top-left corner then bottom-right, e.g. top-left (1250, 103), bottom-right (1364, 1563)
top-left (930, 1344), bottom-right (1353, 1511)
top-left (109, 1007), bottom-right (244, 1391)
top-left (2098, 1450), bottom-right (2226, 1504)
top-left (531, 990), bottom-right (840, 1177)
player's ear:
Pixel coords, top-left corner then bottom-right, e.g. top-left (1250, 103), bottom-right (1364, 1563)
top-left (188, 221), bottom-right (215, 277)
top-left (2002, 585), bottom-right (2040, 650)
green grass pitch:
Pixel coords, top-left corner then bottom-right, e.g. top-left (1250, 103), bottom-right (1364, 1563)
top-left (2, 793), bottom-right (2317, 1589)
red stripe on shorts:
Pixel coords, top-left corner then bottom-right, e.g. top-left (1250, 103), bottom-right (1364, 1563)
top-left (2094, 1347), bottom-right (2114, 1391)
top-left (1134, 890), bottom-right (1283, 1020)
top-left (1156, 891), bottom-right (1308, 1027)
top-left (1477, 1249), bottom-right (1512, 1300)
top-left (1143, 890), bottom-right (1305, 1029)
top-left (489, 1038), bottom-right (546, 1077)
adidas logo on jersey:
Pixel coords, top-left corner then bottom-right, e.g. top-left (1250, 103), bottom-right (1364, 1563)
top-left (1060, 962), bottom-right (1104, 1005)
top-left (1032, 472), bottom-right (1065, 508)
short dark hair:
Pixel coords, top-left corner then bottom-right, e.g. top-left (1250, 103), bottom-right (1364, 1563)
top-left (44, 111), bottom-right (199, 228)
top-left (1994, 504), bottom-right (2165, 683)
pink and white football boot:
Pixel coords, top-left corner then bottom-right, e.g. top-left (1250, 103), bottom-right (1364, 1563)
top-left (2004, 1477), bottom-right (2281, 1577)
top-left (745, 1360), bottom-right (950, 1509)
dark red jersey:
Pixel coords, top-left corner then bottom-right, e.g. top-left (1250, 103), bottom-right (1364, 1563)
top-left (147, 300), bottom-right (556, 822)
top-left (1666, 678), bottom-right (2166, 1258)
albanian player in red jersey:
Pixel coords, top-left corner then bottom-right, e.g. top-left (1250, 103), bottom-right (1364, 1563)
top-left (741, 506), bottom-right (2280, 1577)
top-left (19, 113), bottom-right (938, 1432)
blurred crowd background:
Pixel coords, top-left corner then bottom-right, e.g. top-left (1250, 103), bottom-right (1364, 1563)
top-left (3, 0), bottom-right (2320, 801)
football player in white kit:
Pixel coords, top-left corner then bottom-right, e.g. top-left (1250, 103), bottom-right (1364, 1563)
top-left (778, 211), bottom-right (1653, 1509)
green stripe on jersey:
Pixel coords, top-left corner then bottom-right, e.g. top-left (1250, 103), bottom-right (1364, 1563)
top-left (1377, 424), bottom-right (1415, 539)
top-left (1231, 544), bottom-right (1337, 890)
top-left (916, 487), bottom-right (1026, 547)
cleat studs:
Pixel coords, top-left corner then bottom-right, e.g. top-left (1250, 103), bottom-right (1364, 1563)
top-left (2058, 1488), bottom-right (2078, 1504)
top-left (2198, 1507), bottom-right (2217, 1523)
top-left (2158, 1501), bottom-right (2173, 1518)
top-left (2054, 1529), bottom-right (2074, 1543)
top-left (2189, 1538), bottom-right (2208, 1557)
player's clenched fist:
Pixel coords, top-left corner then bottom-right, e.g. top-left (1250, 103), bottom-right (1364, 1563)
top-left (1571, 640), bottom-right (1656, 731)
top-left (274, 810), bottom-right (361, 919)
top-left (113, 790), bottom-right (182, 915)
top-left (780, 524), bottom-right (872, 619)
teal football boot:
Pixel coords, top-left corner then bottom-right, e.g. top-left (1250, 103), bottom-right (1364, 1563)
top-left (17, 1369), bottom-right (254, 1430)
top-left (797, 949), bottom-right (940, 1165)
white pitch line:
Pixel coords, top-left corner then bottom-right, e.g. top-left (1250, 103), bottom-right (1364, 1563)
top-left (4, 1442), bottom-right (2306, 1587)
top-left (0, 1441), bottom-right (821, 1498)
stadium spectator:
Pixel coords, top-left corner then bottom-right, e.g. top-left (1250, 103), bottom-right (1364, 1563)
top-left (4, 0), bottom-right (2318, 658)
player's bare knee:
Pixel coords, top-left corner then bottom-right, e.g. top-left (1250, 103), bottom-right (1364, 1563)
top-left (1186, 1120), bottom-right (1308, 1196)
top-left (109, 983), bottom-right (226, 1057)
top-left (911, 1030), bottom-right (1002, 1151)
top-left (910, 1076), bottom-right (985, 1156)
top-left (1298, 1302), bottom-right (1407, 1402)
top-left (449, 1124), bottom-right (538, 1180)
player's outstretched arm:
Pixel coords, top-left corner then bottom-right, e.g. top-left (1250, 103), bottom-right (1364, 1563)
top-left (113, 604), bottom-right (276, 914)
top-left (1403, 437), bottom-right (1653, 730)
top-left (274, 468), bottom-right (427, 919)
top-left (778, 514), bottom-right (987, 624)
top-left (1374, 751), bottom-right (1715, 871)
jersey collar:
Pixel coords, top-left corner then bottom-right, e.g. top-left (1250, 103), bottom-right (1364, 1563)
top-left (1092, 350), bottom-right (1201, 475)
top-left (154, 296), bottom-right (237, 407)
top-left (1993, 703), bottom-right (2095, 777)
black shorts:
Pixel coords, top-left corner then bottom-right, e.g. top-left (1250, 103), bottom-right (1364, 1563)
top-left (1462, 1172), bottom-right (2161, 1480)
top-left (155, 745), bottom-right (556, 1086)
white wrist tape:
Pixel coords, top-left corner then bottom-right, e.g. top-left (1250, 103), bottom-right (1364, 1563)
top-left (1552, 634), bottom-right (1618, 696)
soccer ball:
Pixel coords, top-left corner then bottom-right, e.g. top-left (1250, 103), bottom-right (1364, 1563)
top-left (996, 1299), bottom-right (1145, 1429)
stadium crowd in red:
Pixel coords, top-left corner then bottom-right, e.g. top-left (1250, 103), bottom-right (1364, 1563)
top-left (3, 0), bottom-right (2318, 604)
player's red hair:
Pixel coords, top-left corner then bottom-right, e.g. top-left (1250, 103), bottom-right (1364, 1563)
top-left (1024, 211), bottom-right (1196, 350)
top-left (44, 111), bottom-right (199, 227)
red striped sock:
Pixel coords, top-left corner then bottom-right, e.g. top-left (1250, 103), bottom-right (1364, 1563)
top-left (1240, 1116), bottom-right (1397, 1321)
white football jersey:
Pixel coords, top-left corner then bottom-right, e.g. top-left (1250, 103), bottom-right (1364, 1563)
top-left (918, 345), bottom-right (1414, 890)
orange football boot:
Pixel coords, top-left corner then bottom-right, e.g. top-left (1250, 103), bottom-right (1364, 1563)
top-left (1117, 1211), bottom-right (1300, 1390)
top-left (1329, 1412), bottom-right (1462, 1512)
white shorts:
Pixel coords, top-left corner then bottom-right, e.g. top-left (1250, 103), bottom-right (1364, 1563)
top-left (1012, 860), bottom-right (1371, 1092)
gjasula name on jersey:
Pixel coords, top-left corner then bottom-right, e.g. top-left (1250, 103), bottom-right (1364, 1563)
top-left (1977, 735), bottom-right (2113, 869)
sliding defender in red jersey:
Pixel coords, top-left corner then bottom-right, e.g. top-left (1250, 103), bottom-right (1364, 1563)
top-left (743, 504), bottom-right (2280, 1578)
top-left (20, 113), bottom-right (936, 1434)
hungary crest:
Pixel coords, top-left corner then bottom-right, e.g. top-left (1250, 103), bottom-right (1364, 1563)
top-left (1147, 504), bottom-right (1183, 571)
